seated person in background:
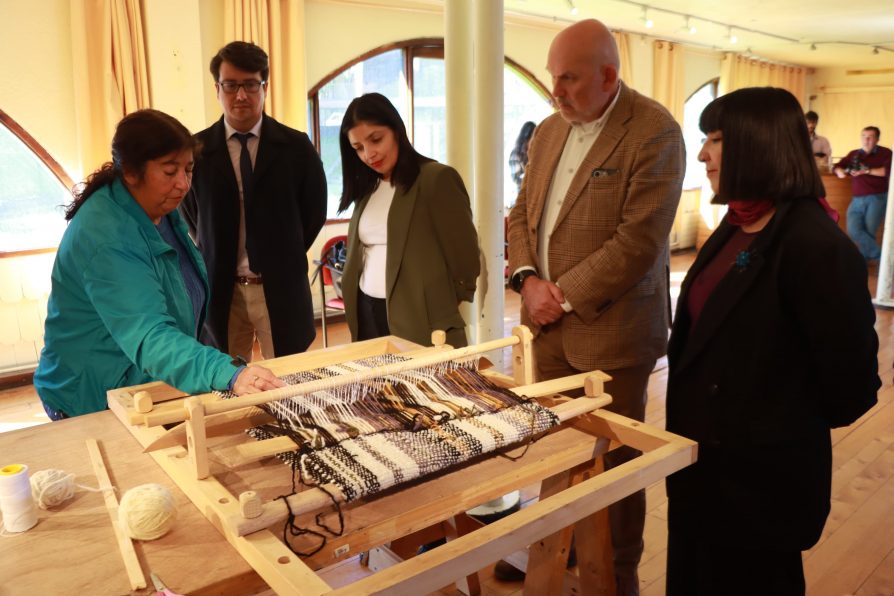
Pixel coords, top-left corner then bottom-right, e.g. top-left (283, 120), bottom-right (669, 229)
top-left (337, 92), bottom-right (479, 348)
top-left (34, 109), bottom-right (283, 419)
top-left (833, 126), bottom-right (892, 261)
top-left (805, 110), bottom-right (832, 172)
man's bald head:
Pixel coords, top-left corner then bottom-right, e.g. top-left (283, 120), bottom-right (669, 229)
top-left (547, 19), bottom-right (620, 123)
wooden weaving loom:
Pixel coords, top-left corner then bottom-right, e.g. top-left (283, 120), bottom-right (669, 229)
top-left (107, 326), bottom-right (697, 595)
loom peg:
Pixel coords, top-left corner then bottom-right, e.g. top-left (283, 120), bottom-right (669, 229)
top-left (133, 391), bottom-right (154, 413)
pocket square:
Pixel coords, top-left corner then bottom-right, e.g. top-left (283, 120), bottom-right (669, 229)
top-left (591, 168), bottom-right (619, 178)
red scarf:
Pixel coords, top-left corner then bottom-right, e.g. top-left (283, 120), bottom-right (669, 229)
top-left (726, 198), bottom-right (840, 226)
top-left (726, 200), bottom-right (774, 226)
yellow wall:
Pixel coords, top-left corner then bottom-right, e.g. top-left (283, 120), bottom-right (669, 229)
top-left (0, 0), bottom-right (79, 179)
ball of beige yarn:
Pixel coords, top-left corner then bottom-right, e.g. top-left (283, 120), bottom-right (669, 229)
top-left (117, 483), bottom-right (177, 540)
top-left (30, 469), bottom-right (76, 509)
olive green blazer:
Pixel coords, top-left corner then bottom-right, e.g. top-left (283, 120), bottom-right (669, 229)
top-left (342, 161), bottom-right (479, 347)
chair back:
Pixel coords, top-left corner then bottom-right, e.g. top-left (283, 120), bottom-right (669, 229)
top-left (320, 235), bottom-right (348, 286)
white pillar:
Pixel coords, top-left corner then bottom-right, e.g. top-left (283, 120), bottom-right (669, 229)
top-left (874, 173), bottom-right (894, 307)
top-left (444, 0), bottom-right (478, 346)
top-left (472, 0), bottom-right (505, 363)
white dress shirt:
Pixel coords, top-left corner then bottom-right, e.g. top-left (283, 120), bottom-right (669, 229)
top-left (530, 90), bottom-right (621, 311)
top-left (223, 118), bottom-right (263, 278)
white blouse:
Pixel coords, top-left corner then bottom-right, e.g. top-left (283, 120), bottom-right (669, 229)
top-left (358, 180), bottom-right (396, 299)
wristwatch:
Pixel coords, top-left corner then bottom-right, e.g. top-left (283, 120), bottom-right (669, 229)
top-left (510, 270), bottom-right (538, 293)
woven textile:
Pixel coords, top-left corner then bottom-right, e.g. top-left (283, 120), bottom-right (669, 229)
top-left (222, 356), bottom-right (560, 503)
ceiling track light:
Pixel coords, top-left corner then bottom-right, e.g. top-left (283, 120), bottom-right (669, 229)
top-left (640, 6), bottom-right (653, 29)
top-left (873, 46), bottom-right (880, 55)
top-left (685, 16), bottom-right (697, 35)
top-left (810, 43), bottom-right (817, 50)
top-left (566, 0), bottom-right (578, 16)
top-left (727, 26), bottom-right (737, 45)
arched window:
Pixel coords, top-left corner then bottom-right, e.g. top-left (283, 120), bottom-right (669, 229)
top-left (682, 79), bottom-right (719, 190)
top-left (0, 110), bottom-right (72, 254)
top-left (308, 39), bottom-right (555, 219)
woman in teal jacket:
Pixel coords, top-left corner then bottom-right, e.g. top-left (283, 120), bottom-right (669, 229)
top-left (34, 110), bottom-right (283, 418)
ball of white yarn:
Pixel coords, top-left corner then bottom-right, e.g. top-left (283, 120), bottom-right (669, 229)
top-left (30, 469), bottom-right (76, 509)
top-left (117, 483), bottom-right (177, 540)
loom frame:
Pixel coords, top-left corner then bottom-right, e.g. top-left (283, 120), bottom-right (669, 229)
top-left (107, 330), bottom-right (697, 595)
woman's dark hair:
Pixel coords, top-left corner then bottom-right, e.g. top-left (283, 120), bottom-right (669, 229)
top-left (510, 121), bottom-right (536, 186)
top-left (699, 87), bottom-right (825, 204)
top-left (338, 93), bottom-right (431, 213)
top-left (66, 109), bottom-right (197, 221)
top-left (512, 121), bottom-right (536, 160)
top-left (210, 41), bottom-right (269, 82)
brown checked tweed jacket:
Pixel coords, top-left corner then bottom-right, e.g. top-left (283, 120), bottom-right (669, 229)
top-left (508, 81), bottom-right (685, 371)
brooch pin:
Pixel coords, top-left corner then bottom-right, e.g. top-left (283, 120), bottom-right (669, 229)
top-left (734, 249), bottom-right (754, 272)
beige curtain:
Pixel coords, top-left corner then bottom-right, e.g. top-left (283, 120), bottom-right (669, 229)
top-left (719, 53), bottom-right (807, 107)
top-left (613, 31), bottom-right (633, 88)
top-left (70, 0), bottom-right (150, 176)
top-left (652, 40), bottom-right (684, 124)
top-left (225, 0), bottom-right (308, 130)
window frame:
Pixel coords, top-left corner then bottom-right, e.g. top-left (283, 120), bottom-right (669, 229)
top-left (681, 78), bottom-right (720, 192)
top-left (307, 38), bottom-right (552, 223)
top-left (0, 109), bottom-right (74, 257)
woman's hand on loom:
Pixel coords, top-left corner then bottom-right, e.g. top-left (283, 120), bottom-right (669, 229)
top-left (232, 365), bottom-right (286, 395)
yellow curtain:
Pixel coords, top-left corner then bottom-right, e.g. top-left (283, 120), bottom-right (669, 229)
top-left (719, 53), bottom-right (807, 107)
top-left (225, 0), bottom-right (308, 130)
top-left (70, 0), bottom-right (150, 176)
top-left (652, 40), bottom-right (684, 124)
top-left (613, 31), bottom-right (633, 88)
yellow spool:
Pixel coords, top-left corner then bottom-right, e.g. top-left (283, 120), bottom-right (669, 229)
top-left (1, 464), bottom-right (25, 476)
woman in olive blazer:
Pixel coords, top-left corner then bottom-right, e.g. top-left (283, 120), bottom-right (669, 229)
top-left (337, 93), bottom-right (479, 347)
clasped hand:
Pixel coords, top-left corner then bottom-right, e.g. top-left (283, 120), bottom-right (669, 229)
top-left (521, 276), bottom-right (566, 326)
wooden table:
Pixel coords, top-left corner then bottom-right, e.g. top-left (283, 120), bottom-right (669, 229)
top-left (0, 412), bottom-right (266, 595)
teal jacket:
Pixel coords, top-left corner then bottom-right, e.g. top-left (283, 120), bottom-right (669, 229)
top-left (34, 179), bottom-right (238, 416)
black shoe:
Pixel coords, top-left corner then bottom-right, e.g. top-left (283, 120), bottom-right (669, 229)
top-left (494, 559), bottom-right (526, 582)
top-left (416, 537), bottom-right (446, 555)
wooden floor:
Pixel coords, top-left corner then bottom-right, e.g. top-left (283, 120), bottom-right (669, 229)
top-left (2, 250), bottom-right (892, 595)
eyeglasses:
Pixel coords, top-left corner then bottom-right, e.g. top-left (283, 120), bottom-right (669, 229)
top-left (218, 80), bottom-right (265, 94)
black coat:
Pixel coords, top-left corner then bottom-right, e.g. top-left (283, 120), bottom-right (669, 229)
top-left (181, 115), bottom-right (327, 357)
top-left (666, 197), bottom-right (879, 551)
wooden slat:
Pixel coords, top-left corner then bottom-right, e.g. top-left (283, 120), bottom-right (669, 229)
top-left (85, 439), bottom-right (147, 591)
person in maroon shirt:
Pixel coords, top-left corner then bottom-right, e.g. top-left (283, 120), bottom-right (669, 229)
top-left (665, 87), bottom-right (879, 595)
top-left (833, 126), bottom-right (892, 260)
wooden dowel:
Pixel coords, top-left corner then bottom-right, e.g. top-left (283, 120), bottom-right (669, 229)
top-left (143, 335), bottom-right (521, 427)
top-left (227, 395), bottom-right (612, 537)
top-left (85, 439), bottom-right (147, 591)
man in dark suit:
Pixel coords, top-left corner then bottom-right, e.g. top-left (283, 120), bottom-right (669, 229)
top-left (181, 41), bottom-right (326, 360)
top-left (507, 19), bottom-right (684, 594)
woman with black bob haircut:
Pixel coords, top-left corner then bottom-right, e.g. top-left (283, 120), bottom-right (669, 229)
top-left (338, 92), bottom-right (479, 347)
top-left (34, 109), bottom-right (282, 419)
top-left (665, 87), bottom-right (879, 594)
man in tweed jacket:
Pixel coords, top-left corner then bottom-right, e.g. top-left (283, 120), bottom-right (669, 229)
top-left (507, 19), bottom-right (684, 594)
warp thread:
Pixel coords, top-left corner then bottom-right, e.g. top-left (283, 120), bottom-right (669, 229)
top-left (0, 464), bottom-right (38, 534)
top-left (118, 483), bottom-right (177, 540)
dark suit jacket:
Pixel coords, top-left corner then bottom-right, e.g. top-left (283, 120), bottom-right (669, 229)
top-left (507, 82), bottom-right (685, 371)
top-left (181, 114), bottom-right (327, 357)
top-left (341, 162), bottom-right (479, 348)
top-left (666, 197), bottom-right (880, 550)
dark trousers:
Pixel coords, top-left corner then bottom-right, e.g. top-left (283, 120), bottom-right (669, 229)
top-left (534, 323), bottom-right (654, 595)
top-left (667, 499), bottom-right (806, 595)
top-left (356, 288), bottom-right (390, 340)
